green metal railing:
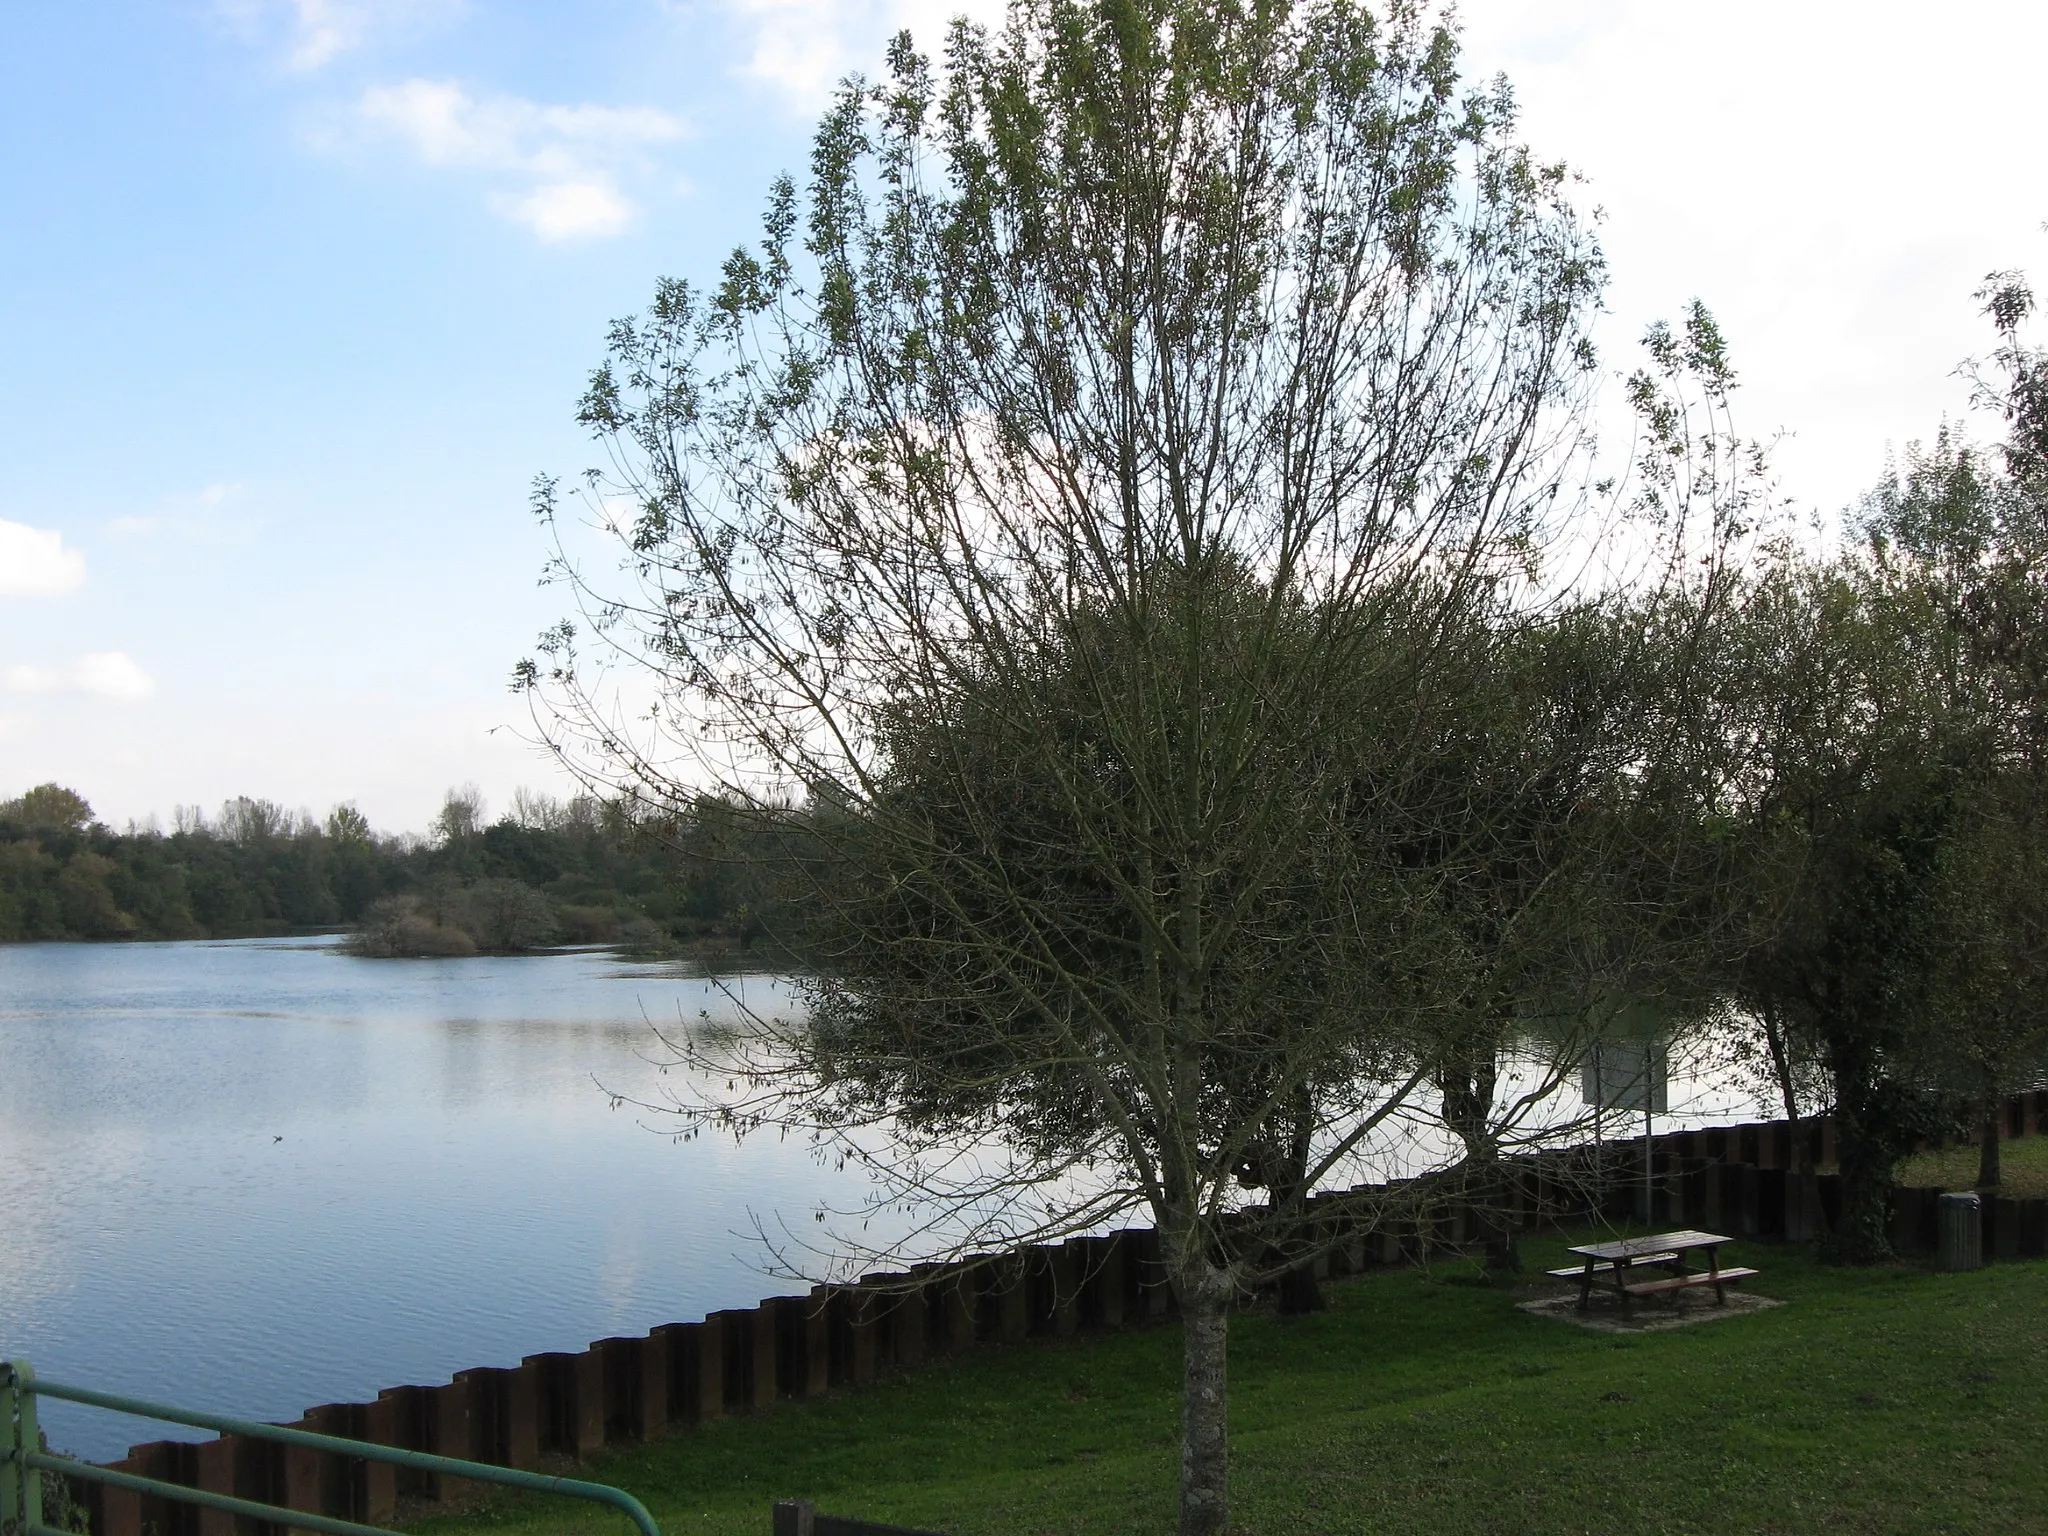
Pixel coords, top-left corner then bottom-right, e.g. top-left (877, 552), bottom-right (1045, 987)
top-left (1, 1362), bottom-right (661, 1536)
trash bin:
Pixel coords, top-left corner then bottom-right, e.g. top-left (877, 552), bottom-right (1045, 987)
top-left (1938, 1191), bottom-right (1982, 1271)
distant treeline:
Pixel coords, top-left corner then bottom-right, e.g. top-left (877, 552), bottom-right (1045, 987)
top-left (0, 782), bottom-right (770, 954)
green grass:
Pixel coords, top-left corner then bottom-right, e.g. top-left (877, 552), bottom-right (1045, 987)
top-left (420, 1234), bottom-right (2048, 1536)
top-left (1896, 1133), bottom-right (2048, 1199)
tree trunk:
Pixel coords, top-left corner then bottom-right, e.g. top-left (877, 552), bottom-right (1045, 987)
top-left (1474, 1177), bottom-right (1523, 1274)
top-left (1825, 1044), bottom-right (1895, 1265)
top-left (1830, 1113), bottom-right (1893, 1262)
top-left (1761, 1007), bottom-right (1812, 1179)
top-left (1254, 1088), bottom-right (1325, 1314)
top-left (1179, 1274), bottom-right (1231, 1536)
top-left (1978, 1104), bottom-right (2002, 1190)
top-left (1437, 1038), bottom-right (1517, 1272)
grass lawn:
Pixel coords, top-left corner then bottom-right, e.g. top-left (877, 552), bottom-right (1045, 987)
top-left (418, 1232), bottom-right (2048, 1536)
top-left (1896, 1133), bottom-right (2048, 1199)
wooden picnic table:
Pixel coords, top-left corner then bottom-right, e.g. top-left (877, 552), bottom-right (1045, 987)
top-left (1548, 1229), bottom-right (1758, 1312)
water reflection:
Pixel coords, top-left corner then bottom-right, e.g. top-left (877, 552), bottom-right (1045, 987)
top-left (0, 938), bottom-right (865, 1460)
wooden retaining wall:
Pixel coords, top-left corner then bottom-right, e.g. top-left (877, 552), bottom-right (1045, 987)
top-left (79, 1088), bottom-right (2048, 1536)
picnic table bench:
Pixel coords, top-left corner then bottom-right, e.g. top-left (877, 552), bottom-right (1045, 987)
top-left (1546, 1229), bottom-right (1757, 1312)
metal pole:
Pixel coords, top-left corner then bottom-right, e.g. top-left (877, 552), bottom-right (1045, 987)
top-left (0, 1363), bottom-right (662, 1536)
top-left (17, 1455), bottom-right (395, 1536)
top-left (1, 1359), bottom-right (42, 1535)
top-left (1643, 1095), bottom-right (1654, 1227)
top-left (2, 1358), bottom-right (19, 1534)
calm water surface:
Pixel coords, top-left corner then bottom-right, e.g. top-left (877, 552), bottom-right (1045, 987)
top-left (0, 938), bottom-right (860, 1460)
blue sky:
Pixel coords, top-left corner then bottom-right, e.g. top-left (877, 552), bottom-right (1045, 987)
top-left (3, 0), bottom-right (2044, 834)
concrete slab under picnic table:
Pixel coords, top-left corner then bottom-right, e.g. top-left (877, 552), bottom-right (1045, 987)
top-left (1517, 1287), bottom-right (1785, 1334)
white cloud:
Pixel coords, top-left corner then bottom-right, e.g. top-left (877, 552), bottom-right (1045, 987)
top-left (724, 0), bottom-right (1001, 111)
top-left (351, 79), bottom-right (687, 239)
top-left (496, 182), bottom-right (634, 242)
top-left (216, 0), bottom-right (464, 72)
top-left (1453, 0), bottom-right (2048, 519)
top-left (284, 0), bottom-right (363, 68)
top-left (358, 80), bottom-right (685, 169)
top-left (4, 653), bottom-right (156, 702)
top-left (0, 519), bottom-right (87, 596)
top-left (106, 483), bottom-right (254, 543)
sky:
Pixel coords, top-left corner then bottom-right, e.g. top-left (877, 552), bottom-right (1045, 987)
top-left (2, 0), bottom-right (2044, 835)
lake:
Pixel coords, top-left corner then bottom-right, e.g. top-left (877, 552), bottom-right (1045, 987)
top-left (0, 937), bottom-right (866, 1461)
top-left (0, 936), bottom-right (1763, 1461)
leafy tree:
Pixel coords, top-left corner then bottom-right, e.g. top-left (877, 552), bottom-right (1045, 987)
top-left (216, 795), bottom-right (292, 844)
top-left (325, 803), bottom-right (372, 847)
top-left (54, 851), bottom-right (135, 937)
top-left (1856, 275), bottom-right (2048, 1188)
top-left (350, 893), bottom-right (479, 957)
top-left (2, 783), bottom-right (95, 832)
top-left (523, 4), bottom-right (1734, 1527)
top-left (457, 877), bottom-right (562, 951)
top-left (1720, 546), bottom-right (1971, 1261)
top-left (435, 784), bottom-right (487, 844)
top-left (1405, 593), bottom-right (1741, 1270)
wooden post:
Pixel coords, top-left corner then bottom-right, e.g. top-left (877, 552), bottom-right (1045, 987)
top-left (890, 1283), bottom-right (929, 1370)
top-left (1124, 1228), bottom-right (1172, 1318)
top-left (450, 1369), bottom-right (506, 1466)
top-left (695, 1315), bottom-right (728, 1421)
top-left (838, 1288), bottom-right (879, 1387)
top-left (588, 1339), bottom-right (631, 1444)
top-left (502, 1363), bottom-right (541, 1469)
top-left (1049, 1243), bottom-right (1081, 1337)
top-left (1097, 1234), bottom-right (1129, 1327)
top-left (1731, 1164), bottom-right (1761, 1236)
top-left (635, 1332), bottom-right (671, 1437)
top-left (749, 1304), bottom-right (780, 1409)
top-left (764, 1298), bottom-right (805, 1401)
top-left (125, 1442), bottom-right (194, 1536)
top-left (92, 1459), bottom-right (144, 1536)
top-left (706, 1311), bottom-right (753, 1412)
top-left (571, 1350), bottom-right (606, 1454)
top-left (425, 1384), bottom-right (474, 1501)
top-left (994, 1254), bottom-right (1030, 1342)
top-left (371, 1388), bottom-right (429, 1498)
top-left (357, 1400), bottom-right (398, 1521)
top-left (849, 1279), bottom-right (897, 1375)
top-left (1070, 1236), bottom-right (1123, 1329)
top-left (518, 1358), bottom-right (564, 1458)
top-left (925, 1266), bottom-right (975, 1351)
top-left (803, 1290), bottom-right (833, 1397)
top-left (192, 1437), bottom-right (236, 1536)
top-left (1784, 1171), bottom-right (1819, 1243)
top-left (650, 1324), bottom-right (697, 1430)
top-left (294, 1407), bottom-right (347, 1522)
top-left (1757, 1167), bottom-right (1788, 1238)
